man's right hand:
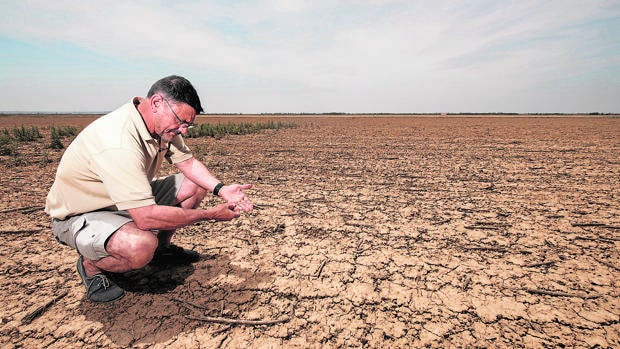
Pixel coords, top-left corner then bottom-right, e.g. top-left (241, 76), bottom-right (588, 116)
top-left (205, 203), bottom-right (241, 221)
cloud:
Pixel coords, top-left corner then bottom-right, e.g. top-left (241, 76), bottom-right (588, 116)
top-left (0, 0), bottom-right (618, 112)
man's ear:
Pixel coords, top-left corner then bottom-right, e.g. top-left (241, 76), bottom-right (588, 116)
top-left (149, 94), bottom-right (163, 114)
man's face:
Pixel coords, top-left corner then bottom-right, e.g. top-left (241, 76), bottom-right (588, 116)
top-left (155, 95), bottom-right (196, 141)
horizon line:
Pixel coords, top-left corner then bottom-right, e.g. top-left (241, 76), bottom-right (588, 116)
top-left (1, 111), bottom-right (618, 116)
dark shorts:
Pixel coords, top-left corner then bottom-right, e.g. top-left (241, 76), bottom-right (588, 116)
top-left (52, 174), bottom-right (184, 260)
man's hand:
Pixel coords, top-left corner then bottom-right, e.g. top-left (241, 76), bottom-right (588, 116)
top-left (219, 184), bottom-right (254, 212)
top-left (205, 202), bottom-right (241, 221)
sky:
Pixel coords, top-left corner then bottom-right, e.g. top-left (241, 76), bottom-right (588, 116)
top-left (0, 0), bottom-right (619, 114)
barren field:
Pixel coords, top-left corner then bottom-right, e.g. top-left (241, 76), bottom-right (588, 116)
top-left (0, 115), bottom-right (618, 348)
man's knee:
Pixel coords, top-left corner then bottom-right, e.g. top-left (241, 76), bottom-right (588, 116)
top-left (192, 186), bottom-right (208, 203)
top-left (107, 223), bottom-right (158, 269)
top-left (179, 183), bottom-right (207, 209)
top-left (127, 234), bottom-right (158, 269)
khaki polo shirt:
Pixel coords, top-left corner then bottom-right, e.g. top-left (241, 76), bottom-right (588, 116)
top-left (45, 98), bottom-right (193, 220)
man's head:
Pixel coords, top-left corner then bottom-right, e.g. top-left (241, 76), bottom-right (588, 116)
top-left (147, 75), bottom-right (203, 114)
top-left (145, 75), bottom-right (203, 141)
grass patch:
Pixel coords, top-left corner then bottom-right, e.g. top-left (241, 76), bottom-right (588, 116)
top-left (186, 120), bottom-right (296, 139)
top-left (0, 126), bottom-right (43, 156)
top-left (12, 125), bottom-right (43, 142)
top-left (0, 130), bottom-right (17, 156)
top-left (1, 120), bottom-right (291, 164)
top-left (0, 125), bottom-right (80, 163)
top-left (49, 125), bottom-right (79, 149)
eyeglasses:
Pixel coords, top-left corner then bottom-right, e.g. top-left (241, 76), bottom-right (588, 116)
top-left (163, 97), bottom-right (195, 129)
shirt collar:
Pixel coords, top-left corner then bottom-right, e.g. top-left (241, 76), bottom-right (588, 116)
top-left (130, 97), bottom-right (157, 142)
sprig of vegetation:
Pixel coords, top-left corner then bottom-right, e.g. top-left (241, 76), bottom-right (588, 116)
top-left (49, 125), bottom-right (79, 149)
top-left (0, 125), bottom-right (81, 158)
top-left (2, 120), bottom-right (293, 163)
top-left (12, 125), bottom-right (43, 141)
top-left (51, 125), bottom-right (78, 137)
top-left (1, 126), bottom-right (43, 156)
top-left (186, 120), bottom-right (296, 139)
top-left (0, 129), bottom-right (17, 156)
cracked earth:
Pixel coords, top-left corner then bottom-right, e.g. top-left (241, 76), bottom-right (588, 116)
top-left (0, 115), bottom-right (618, 348)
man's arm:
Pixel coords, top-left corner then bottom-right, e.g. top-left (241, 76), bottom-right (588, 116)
top-left (127, 202), bottom-right (239, 231)
top-left (174, 156), bottom-right (221, 193)
top-left (175, 157), bottom-right (254, 211)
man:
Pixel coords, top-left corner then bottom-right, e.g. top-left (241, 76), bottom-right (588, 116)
top-left (45, 75), bottom-right (253, 303)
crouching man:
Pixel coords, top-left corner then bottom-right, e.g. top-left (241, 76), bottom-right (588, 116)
top-left (45, 75), bottom-right (253, 302)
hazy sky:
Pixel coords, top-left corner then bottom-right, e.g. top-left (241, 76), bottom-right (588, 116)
top-left (1, 0), bottom-right (618, 113)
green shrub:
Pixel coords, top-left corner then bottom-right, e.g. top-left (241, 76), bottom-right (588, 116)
top-left (49, 127), bottom-right (64, 149)
top-left (186, 120), bottom-right (296, 139)
top-left (12, 125), bottom-right (42, 142)
top-left (48, 125), bottom-right (79, 149)
top-left (55, 126), bottom-right (78, 137)
top-left (1, 129), bottom-right (16, 156)
top-left (0, 133), bottom-right (17, 156)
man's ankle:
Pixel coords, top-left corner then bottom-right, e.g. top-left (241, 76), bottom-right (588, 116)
top-left (82, 258), bottom-right (102, 277)
top-left (157, 230), bottom-right (175, 247)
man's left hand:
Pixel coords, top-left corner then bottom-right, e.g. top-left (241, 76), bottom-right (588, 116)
top-left (220, 184), bottom-right (254, 212)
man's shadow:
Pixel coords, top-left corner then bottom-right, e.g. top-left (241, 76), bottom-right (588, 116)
top-left (80, 253), bottom-right (272, 347)
top-left (105, 257), bottom-right (195, 294)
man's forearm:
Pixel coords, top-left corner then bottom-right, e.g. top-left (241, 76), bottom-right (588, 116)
top-left (175, 157), bottom-right (221, 194)
top-left (127, 204), bottom-right (218, 231)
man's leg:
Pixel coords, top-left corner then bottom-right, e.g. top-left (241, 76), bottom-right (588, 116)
top-left (82, 222), bottom-right (158, 276)
top-left (53, 211), bottom-right (159, 303)
top-left (154, 174), bottom-right (207, 246)
top-left (151, 174), bottom-right (207, 263)
top-left (75, 222), bottom-right (157, 302)
top-left (175, 175), bottom-right (208, 209)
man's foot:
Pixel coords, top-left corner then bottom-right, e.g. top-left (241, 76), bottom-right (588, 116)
top-left (151, 244), bottom-right (201, 265)
top-left (76, 256), bottom-right (125, 303)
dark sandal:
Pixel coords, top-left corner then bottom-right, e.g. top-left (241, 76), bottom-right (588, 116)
top-left (76, 256), bottom-right (124, 303)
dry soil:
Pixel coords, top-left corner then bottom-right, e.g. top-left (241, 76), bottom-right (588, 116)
top-left (0, 115), bottom-right (618, 348)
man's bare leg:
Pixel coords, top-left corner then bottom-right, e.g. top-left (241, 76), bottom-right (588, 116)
top-left (75, 222), bottom-right (157, 302)
top-left (82, 222), bottom-right (158, 277)
top-left (156, 177), bottom-right (207, 247)
top-left (157, 230), bottom-right (175, 247)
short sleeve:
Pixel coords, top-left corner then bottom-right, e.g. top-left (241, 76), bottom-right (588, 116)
top-left (165, 135), bottom-right (193, 164)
